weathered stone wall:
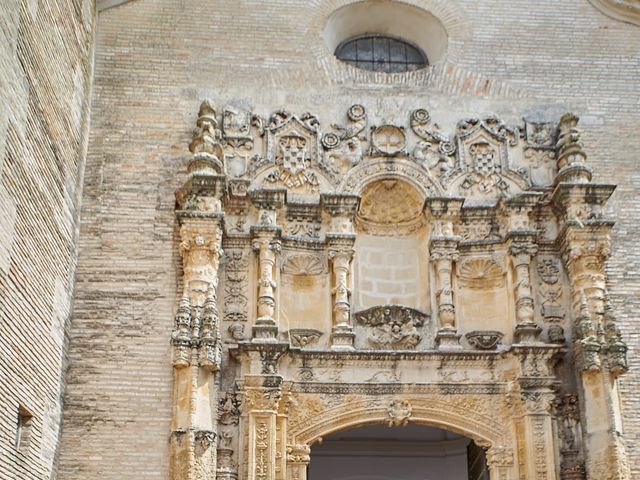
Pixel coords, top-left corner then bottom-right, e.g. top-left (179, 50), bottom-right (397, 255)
top-left (57, 0), bottom-right (640, 478)
top-left (0, 0), bottom-right (95, 479)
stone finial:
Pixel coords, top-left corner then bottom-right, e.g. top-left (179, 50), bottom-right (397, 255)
top-left (188, 99), bottom-right (224, 175)
top-left (555, 113), bottom-right (592, 183)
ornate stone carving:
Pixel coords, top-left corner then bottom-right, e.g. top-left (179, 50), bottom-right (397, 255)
top-left (224, 250), bottom-right (249, 323)
top-left (194, 430), bottom-right (216, 451)
top-left (466, 330), bottom-right (504, 350)
top-left (289, 329), bottom-right (322, 348)
top-left (387, 400), bottom-right (412, 426)
top-left (458, 257), bottom-right (505, 289)
top-left (355, 179), bottom-right (424, 235)
top-left (486, 445), bottom-right (514, 467)
top-left (574, 294), bottom-right (602, 372)
top-left (355, 305), bottom-right (428, 350)
top-left (603, 294), bottom-right (628, 376)
top-left (322, 104), bottom-right (366, 174)
top-left (263, 110), bottom-right (325, 193)
top-left (170, 104), bottom-right (631, 480)
top-left (370, 124), bottom-right (407, 157)
top-left (219, 392), bottom-right (242, 426)
top-left (281, 253), bottom-right (325, 276)
top-left (410, 108), bottom-right (456, 179)
top-left (556, 113), bottom-right (591, 183)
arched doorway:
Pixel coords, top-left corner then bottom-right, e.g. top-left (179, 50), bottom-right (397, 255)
top-left (307, 424), bottom-right (489, 480)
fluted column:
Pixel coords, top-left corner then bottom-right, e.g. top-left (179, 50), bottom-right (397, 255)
top-left (425, 198), bottom-right (463, 350)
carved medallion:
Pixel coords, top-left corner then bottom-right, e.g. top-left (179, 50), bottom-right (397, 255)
top-left (370, 125), bottom-right (406, 156)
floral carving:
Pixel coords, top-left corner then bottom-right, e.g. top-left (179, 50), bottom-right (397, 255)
top-left (355, 305), bottom-right (428, 350)
top-left (224, 250), bottom-right (249, 322)
top-left (387, 400), bottom-right (412, 426)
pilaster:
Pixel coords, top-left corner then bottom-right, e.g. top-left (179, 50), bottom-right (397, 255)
top-left (171, 100), bottom-right (226, 480)
top-left (322, 193), bottom-right (359, 350)
top-left (425, 197), bottom-right (463, 349)
top-left (554, 174), bottom-right (630, 479)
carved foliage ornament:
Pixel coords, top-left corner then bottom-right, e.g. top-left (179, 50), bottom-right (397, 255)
top-left (355, 305), bottom-right (429, 350)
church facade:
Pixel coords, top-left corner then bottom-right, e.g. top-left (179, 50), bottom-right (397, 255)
top-left (1, 1), bottom-right (639, 479)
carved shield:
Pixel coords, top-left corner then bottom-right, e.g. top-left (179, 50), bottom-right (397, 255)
top-left (469, 141), bottom-right (497, 177)
top-left (279, 133), bottom-right (307, 175)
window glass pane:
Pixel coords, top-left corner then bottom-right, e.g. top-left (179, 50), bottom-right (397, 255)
top-left (335, 34), bottom-right (428, 73)
top-left (355, 37), bottom-right (374, 62)
top-left (389, 39), bottom-right (407, 64)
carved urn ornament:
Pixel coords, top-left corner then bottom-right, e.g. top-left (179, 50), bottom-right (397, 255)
top-left (168, 101), bottom-right (630, 480)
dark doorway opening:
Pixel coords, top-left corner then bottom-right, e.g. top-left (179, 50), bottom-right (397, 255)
top-left (308, 423), bottom-right (489, 480)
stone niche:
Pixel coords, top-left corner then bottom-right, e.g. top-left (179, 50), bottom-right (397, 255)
top-left (168, 102), bottom-right (631, 480)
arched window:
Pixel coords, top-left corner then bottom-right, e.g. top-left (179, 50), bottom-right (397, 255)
top-left (335, 34), bottom-right (429, 73)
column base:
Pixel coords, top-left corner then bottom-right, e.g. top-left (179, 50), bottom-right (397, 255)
top-left (252, 318), bottom-right (278, 343)
top-left (330, 328), bottom-right (355, 350)
top-left (435, 328), bottom-right (462, 350)
top-left (514, 323), bottom-right (542, 344)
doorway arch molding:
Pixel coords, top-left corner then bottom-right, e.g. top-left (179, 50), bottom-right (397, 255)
top-left (287, 395), bottom-right (517, 479)
top-left (337, 157), bottom-right (445, 198)
top-left (289, 395), bottom-right (506, 447)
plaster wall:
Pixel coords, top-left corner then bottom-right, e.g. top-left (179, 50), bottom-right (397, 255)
top-left (57, 0), bottom-right (640, 478)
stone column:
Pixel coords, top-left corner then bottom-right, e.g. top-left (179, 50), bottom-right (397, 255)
top-left (252, 235), bottom-right (281, 342)
top-left (249, 189), bottom-right (285, 343)
top-left (554, 177), bottom-right (630, 480)
top-left (171, 100), bottom-right (226, 480)
top-left (322, 193), bottom-right (359, 350)
top-left (328, 238), bottom-right (356, 350)
top-left (505, 194), bottom-right (542, 344)
top-left (425, 198), bottom-right (463, 350)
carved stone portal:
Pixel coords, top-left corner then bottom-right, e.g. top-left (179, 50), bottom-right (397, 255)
top-left (170, 101), bottom-right (630, 480)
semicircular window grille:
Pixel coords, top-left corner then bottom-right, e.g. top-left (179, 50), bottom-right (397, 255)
top-left (335, 34), bottom-right (429, 73)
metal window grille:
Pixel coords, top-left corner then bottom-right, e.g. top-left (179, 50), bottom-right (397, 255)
top-left (335, 34), bottom-right (428, 73)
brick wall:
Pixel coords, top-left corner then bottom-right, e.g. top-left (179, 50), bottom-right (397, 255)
top-left (56, 0), bottom-right (640, 478)
top-left (0, 0), bottom-right (95, 479)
